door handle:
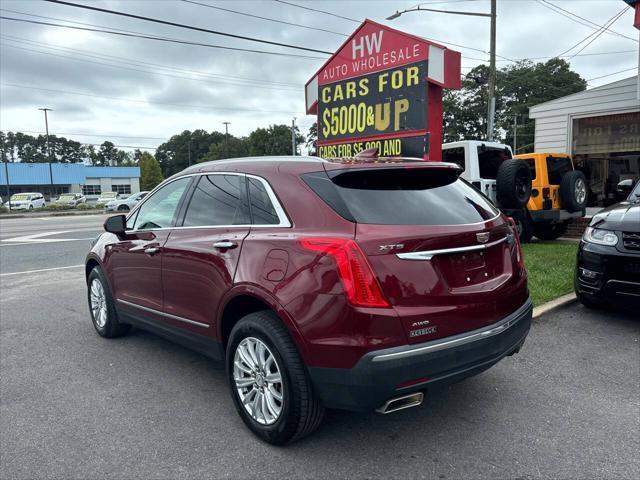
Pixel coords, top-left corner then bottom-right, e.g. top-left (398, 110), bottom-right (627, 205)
top-left (213, 240), bottom-right (237, 249)
top-left (144, 247), bottom-right (160, 255)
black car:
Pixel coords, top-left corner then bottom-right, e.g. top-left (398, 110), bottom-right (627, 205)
top-left (575, 180), bottom-right (640, 310)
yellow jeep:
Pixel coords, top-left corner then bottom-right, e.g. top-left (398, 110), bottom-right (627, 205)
top-left (513, 152), bottom-right (588, 241)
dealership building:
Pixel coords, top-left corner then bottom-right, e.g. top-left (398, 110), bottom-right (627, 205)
top-left (529, 75), bottom-right (639, 207)
top-left (0, 163), bottom-right (140, 200)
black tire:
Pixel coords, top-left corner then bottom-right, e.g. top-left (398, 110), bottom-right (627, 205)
top-left (514, 211), bottom-right (533, 243)
top-left (533, 221), bottom-right (569, 241)
top-left (87, 266), bottom-right (131, 338)
top-left (226, 311), bottom-right (324, 445)
top-left (560, 171), bottom-right (588, 212)
top-left (29, 204), bottom-right (33, 210)
top-left (117, 205), bottom-right (130, 211)
top-left (496, 159), bottom-right (532, 209)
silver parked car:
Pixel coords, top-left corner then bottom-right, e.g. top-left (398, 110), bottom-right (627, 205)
top-left (104, 191), bottom-right (149, 212)
top-left (54, 193), bottom-right (86, 208)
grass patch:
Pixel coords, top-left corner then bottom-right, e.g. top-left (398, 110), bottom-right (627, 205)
top-left (522, 241), bottom-right (578, 307)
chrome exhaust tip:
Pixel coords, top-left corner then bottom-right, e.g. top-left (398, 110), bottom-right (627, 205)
top-left (376, 392), bottom-right (424, 414)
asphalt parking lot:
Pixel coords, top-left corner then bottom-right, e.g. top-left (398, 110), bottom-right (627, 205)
top-left (1, 215), bottom-right (639, 479)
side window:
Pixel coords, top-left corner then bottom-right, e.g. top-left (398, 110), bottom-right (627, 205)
top-left (546, 157), bottom-right (573, 185)
top-left (182, 174), bottom-right (249, 227)
top-left (248, 178), bottom-right (280, 225)
top-left (442, 147), bottom-right (465, 171)
top-left (132, 177), bottom-right (191, 230)
top-left (519, 157), bottom-right (536, 181)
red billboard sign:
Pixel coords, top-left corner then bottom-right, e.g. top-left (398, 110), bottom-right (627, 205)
top-left (306, 20), bottom-right (461, 160)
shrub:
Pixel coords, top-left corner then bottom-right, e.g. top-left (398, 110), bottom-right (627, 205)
top-left (77, 203), bottom-right (95, 210)
top-left (44, 204), bottom-right (72, 211)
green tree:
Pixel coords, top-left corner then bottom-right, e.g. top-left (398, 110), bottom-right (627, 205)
top-left (156, 129), bottom-right (225, 176)
top-left (138, 152), bottom-right (164, 191)
top-left (204, 135), bottom-right (249, 161)
top-left (442, 58), bottom-right (586, 153)
top-left (247, 124), bottom-right (304, 156)
top-left (306, 122), bottom-right (317, 156)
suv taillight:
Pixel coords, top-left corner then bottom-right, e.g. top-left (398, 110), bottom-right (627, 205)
top-left (507, 218), bottom-right (525, 270)
top-left (299, 237), bottom-right (390, 308)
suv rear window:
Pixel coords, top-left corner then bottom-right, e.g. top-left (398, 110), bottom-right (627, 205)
top-left (442, 147), bottom-right (465, 170)
top-left (478, 146), bottom-right (512, 179)
top-left (303, 168), bottom-right (498, 225)
top-left (546, 156), bottom-right (572, 184)
top-left (519, 157), bottom-right (536, 181)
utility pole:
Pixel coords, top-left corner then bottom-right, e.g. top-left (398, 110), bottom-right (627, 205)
top-left (38, 107), bottom-right (54, 199)
top-left (486, 0), bottom-right (497, 142)
top-left (386, 3), bottom-right (495, 140)
top-left (291, 118), bottom-right (297, 156)
top-left (513, 114), bottom-right (517, 153)
top-left (3, 158), bottom-right (10, 211)
top-left (188, 134), bottom-right (192, 166)
top-left (223, 122), bottom-right (231, 158)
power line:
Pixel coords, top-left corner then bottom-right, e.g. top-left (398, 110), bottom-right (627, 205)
top-left (0, 33), bottom-right (300, 87)
top-left (1, 82), bottom-right (306, 115)
top-left (84, 143), bottom-right (157, 150)
top-left (273, 0), bottom-right (359, 23)
top-left (181, 0), bottom-right (347, 37)
top-left (44, 0), bottom-right (333, 54)
top-left (0, 7), bottom-right (166, 36)
top-left (0, 42), bottom-right (301, 92)
top-left (497, 49), bottom-right (637, 62)
top-left (4, 130), bottom-right (168, 140)
top-left (585, 67), bottom-right (638, 82)
top-left (537, 0), bottom-right (638, 43)
top-left (564, 8), bottom-right (628, 60)
top-left (0, 16), bottom-right (325, 59)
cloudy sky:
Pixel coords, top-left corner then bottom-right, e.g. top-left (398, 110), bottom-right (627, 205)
top-left (0, 0), bottom-right (638, 153)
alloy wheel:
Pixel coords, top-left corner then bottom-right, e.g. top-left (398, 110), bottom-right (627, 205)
top-left (233, 337), bottom-right (283, 425)
top-left (89, 278), bottom-right (108, 328)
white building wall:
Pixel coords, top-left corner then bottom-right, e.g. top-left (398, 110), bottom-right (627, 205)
top-left (529, 76), bottom-right (640, 154)
top-left (84, 177), bottom-right (140, 194)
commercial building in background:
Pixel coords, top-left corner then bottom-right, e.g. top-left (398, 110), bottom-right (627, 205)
top-left (0, 163), bottom-right (140, 200)
top-left (529, 76), bottom-right (639, 207)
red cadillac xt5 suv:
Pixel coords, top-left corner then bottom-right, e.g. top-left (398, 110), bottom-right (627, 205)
top-left (85, 156), bottom-right (532, 444)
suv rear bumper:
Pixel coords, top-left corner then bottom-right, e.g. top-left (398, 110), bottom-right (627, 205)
top-left (307, 298), bottom-right (533, 412)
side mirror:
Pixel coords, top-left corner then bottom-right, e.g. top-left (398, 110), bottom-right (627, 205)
top-left (104, 214), bottom-right (127, 235)
top-left (616, 179), bottom-right (634, 197)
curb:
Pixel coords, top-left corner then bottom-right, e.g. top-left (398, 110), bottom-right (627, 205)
top-left (532, 293), bottom-right (577, 319)
top-left (0, 210), bottom-right (106, 220)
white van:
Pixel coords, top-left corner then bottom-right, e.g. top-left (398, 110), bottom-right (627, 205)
top-left (3, 192), bottom-right (46, 210)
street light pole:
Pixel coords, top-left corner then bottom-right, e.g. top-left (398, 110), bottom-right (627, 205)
top-left (291, 118), bottom-right (297, 156)
top-left (486, 0), bottom-right (497, 141)
top-left (386, 2), bottom-right (496, 141)
top-left (513, 114), bottom-right (518, 153)
top-left (222, 122), bottom-right (231, 158)
top-left (38, 107), bottom-right (54, 199)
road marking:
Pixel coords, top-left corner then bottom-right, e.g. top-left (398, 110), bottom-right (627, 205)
top-left (0, 264), bottom-right (84, 277)
top-left (0, 238), bottom-right (95, 247)
top-left (1, 230), bottom-right (99, 244)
